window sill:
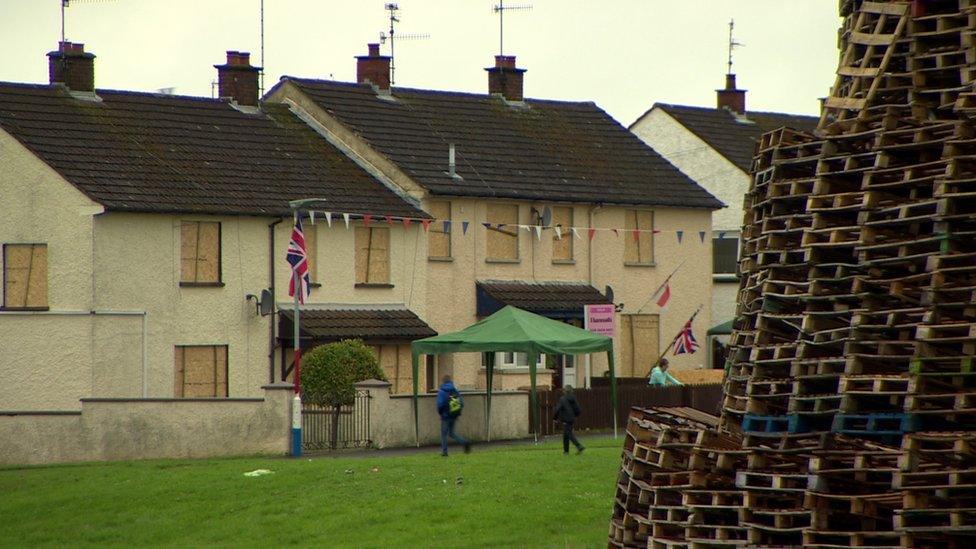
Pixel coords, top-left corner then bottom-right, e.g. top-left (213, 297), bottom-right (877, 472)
top-left (479, 367), bottom-right (555, 374)
top-left (486, 258), bottom-right (520, 264)
top-left (0, 306), bottom-right (50, 312)
top-left (179, 282), bottom-right (225, 287)
top-left (428, 256), bottom-right (454, 263)
top-left (624, 262), bottom-right (656, 268)
top-left (713, 274), bottom-right (739, 282)
top-left (551, 259), bottom-right (576, 265)
top-left (355, 283), bottom-right (395, 289)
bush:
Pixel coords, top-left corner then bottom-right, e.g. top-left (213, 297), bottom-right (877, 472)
top-left (301, 339), bottom-right (387, 408)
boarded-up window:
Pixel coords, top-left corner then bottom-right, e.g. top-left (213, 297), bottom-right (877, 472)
top-left (174, 345), bottom-right (228, 397)
top-left (624, 210), bottom-right (654, 265)
top-left (427, 201), bottom-right (452, 259)
top-left (305, 224), bottom-right (318, 283)
top-left (619, 314), bottom-right (660, 377)
top-left (552, 206), bottom-right (574, 262)
top-left (355, 227), bottom-right (390, 284)
top-left (3, 244), bottom-right (48, 309)
top-left (181, 221), bottom-right (221, 284)
top-left (486, 203), bottom-right (519, 261)
top-left (371, 344), bottom-right (416, 394)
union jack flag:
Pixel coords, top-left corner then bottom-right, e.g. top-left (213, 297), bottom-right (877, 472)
top-left (286, 217), bottom-right (311, 304)
top-left (673, 320), bottom-right (699, 355)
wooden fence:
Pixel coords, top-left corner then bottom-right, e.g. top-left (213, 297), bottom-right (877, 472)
top-left (530, 383), bottom-right (723, 436)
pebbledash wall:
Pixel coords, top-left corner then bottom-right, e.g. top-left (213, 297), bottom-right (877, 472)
top-left (0, 383), bottom-right (293, 466)
top-left (630, 108), bottom-right (744, 331)
top-left (423, 196), bottom-right (714, 390)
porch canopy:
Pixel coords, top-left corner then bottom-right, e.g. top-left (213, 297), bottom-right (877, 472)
top-left (410, 305), bottom-right (617, 445)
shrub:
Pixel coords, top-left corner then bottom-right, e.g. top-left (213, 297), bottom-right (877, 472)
top-left (301, 339), bottom-right (386, 408)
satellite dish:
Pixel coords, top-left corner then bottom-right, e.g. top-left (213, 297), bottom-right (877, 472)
top-left (604, 285), bottom-right (614, 304)
top-left (541, 206), bottom-right (552, 227)
top-left (259, 289), bottom-right (274, 316)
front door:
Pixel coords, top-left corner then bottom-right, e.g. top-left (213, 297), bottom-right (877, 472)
top-left (562, 355), bottom-right (577, 388)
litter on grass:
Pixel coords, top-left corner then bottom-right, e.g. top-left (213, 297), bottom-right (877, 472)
top-left (243, 469), bottom-right (274, 477)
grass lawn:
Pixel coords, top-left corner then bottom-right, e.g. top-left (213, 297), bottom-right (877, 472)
top-left (0, 436), bottom-right (621, 548)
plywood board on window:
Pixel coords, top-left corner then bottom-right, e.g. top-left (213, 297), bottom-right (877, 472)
top-left (356, 227), bottom-right (391, 284)
top-left (552, 206), bottom-right (573, 261)
top-left (486, 203), bottom-right (518, 260)
top-left (181, 221), bottom-right (221, 283)
top-left (624, 210), bottom-right (654, 265)
top-left (174, 345), bottom-right (227, 397)
top-left (3, 244), bottom-right (47, 308)
top-left (427, 201), bottom-right (451, 258)
top-left (180, 222), bottom-right (199, 282)
top-left (619, 314), bottom-right (660, 377)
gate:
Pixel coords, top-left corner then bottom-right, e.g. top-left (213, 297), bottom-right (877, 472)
top-left (302, 390), bottom-right (371, 452)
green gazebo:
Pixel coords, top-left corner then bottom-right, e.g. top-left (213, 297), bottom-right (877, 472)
top-left (410, 306), bottom-right (618, 445)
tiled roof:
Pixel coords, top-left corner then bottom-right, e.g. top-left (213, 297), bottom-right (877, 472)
top-left (476, 280), bottom-right (612, 319)
top-left (278, 307), bottom-right (436, 343)
top-left (0, 82), bottom-right (424, 218)
top-left (648, 104), bottom-right (820, 172)
top-left (276, 79), bottom-right (724, 210)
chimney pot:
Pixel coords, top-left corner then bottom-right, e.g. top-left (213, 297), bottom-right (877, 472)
top-left (214, 50), bottom-right (262, 106)
top-left (486, 55), bottom-right (526, 102)
top-left (356, 43), bottom-right (391, 90)
top-left (48, 41), bottom-right (96, 92)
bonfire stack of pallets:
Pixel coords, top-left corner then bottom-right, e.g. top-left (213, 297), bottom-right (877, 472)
top-left (610, 1), bottom-right (976, 546)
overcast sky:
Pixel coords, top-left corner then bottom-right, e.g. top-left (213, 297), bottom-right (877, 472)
top-left (0, 1), bottom-right (841, 125)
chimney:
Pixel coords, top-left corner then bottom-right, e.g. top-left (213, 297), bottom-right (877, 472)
top-left (486, 55), bottom-right (526, 102)
top-left (716, 73), bottom-right (746, 114)
top-left (214, 51), bottom-right (261, 106)
top-left (47, 42), bottom-right (96, 92)
top-left (356, 43), bottom-right (391, 91)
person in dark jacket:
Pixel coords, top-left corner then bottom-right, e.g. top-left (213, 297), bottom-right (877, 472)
top-left (553, 385), bottom-right (584, 454)
top-left (436, 375), bottom-right (471, 456)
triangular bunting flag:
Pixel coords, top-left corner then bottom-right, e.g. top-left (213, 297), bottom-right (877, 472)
top-left (324, 212), bottom-right (332, 228)
top-left (718, 231), bottom-right (726, 239)
top-left (612, 229), bottom-right (619, 237)
top-left (676, 230), bottom-right (683, 243)
top-left (572, 228), bottom-right (581, 240)
top-left (534, 225), bottom-right (542, 240)
top-left (699, 231), bottom-right (706, 243)
top-left (462, 221), bottom-right (470, 235)
top-left (653, 229), bottom-right (661, 234)
top-left (402, 218), bottom-right (412, 229)
top-left (554, 226), bottom-right (562, 240)
top-left (482, 222), bottom-right (492, 230)
top-left (421, 219), bottom-right (431, 232)
top-left (519, 224), bottom-right (530, 232)
top-left (342, 213), bottom-right (351, 229)
top-left (385, 215), bottom-right (394, 226)
top-left (310, 211), bottom-right (316, 225)
top-left (443, 220), bottom-right (452, 233)
top-left (588, 228), bottom-right (596, 241)
top-left (363, 214), bottom-right (372, 228)
top-left (632, 228), bottom-right (640, 242)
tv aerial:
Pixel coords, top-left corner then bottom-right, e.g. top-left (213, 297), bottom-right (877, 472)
top-left (60, 0), bottom-right (115, 44)
top-left (493, 0), bottom-right (532, 57)
top-left (727, 19), bottom-right (745, 74)
top-left (381, 3), bottom-right (429, 86)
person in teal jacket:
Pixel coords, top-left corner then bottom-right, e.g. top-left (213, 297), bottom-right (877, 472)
top-left (648, 358), bottom-right (683, 386)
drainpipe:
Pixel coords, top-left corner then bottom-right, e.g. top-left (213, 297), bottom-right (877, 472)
top-left (268, 217), bottom-right (284, 384)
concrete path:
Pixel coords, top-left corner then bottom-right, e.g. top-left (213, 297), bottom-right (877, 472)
top-left (307, 432), bottom-right (620, 459)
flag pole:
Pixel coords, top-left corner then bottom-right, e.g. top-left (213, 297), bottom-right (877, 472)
top-left (291, 213), bottom-right (303, 458)
top-left (650, 303), bottom-right (704, 372)
top-left (637, 258), bottom-right (687, 313)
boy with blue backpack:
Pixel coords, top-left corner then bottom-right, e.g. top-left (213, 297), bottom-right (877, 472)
top-left (436, 375), bottom-right (472, 457)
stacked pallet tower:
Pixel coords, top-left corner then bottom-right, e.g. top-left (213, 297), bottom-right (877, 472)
top-left (610, 0), bottom-right (976, 547)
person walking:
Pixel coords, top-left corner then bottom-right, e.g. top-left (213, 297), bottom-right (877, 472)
top-left (648, 357), bottom-right (683, 386)
top-left (553, 385), bottom-right (584, 455)
top-left (436, 375), bottom-right (471, 457)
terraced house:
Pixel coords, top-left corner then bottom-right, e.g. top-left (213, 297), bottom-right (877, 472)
top-left (265, 44), bottom-right (723, 390)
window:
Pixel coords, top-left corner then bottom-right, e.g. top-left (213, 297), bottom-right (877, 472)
top-left (492, 352), bottom-right (546, 370)
top-left (180, 221), bottom-right (221, 285)
top-left (552, 206), bottom-right (574, 262)
top-left (486, 203), bottom-right (519, 262)
top-left (2, 243), bottom-right (48, 309)
top-left (713, 233), bottom-right (739, 276)
top-left (174, 345), bottom-right (228, 397)
top-left (427, 201), bottom-right (452, 260)
top-left (624, 210), bottom-right (654, 265)
top-left (304, 223), bottom-right (318, 285)
top-left (355, 226), bottom-right (390, 285)
top-left (619, 314), bottom-right (660, 377)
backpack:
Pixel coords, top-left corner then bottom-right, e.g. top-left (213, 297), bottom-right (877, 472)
top-left (447, 392), bottom-right (463, 418)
